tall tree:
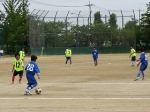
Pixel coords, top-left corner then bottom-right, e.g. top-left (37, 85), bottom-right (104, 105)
top-left (44, 21), bottom-right (66, 47)
top-left (140, 2), bottom-right (150, 43)
top-left (123, 19), bottom-right (137, 46)
top-left (108, 13), bottom-right (118, 28)
top-left (2, 0), bottom-right (29, 52)
top-left (94, 11), bottom-right (103, 24)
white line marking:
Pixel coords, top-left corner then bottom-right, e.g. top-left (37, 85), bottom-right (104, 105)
top-left (41, 83), bottom-right (150, 85)
top-left (0, 98), bottom-right (150, 100)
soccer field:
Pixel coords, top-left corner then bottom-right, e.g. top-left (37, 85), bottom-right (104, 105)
top-left (0, 54), bottom-right (150, 112)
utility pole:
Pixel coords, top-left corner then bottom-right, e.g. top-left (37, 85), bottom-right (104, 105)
top-left (137, 8), bottom-right (144, 25)
top-left (85, 1), bottom-right (95, 26)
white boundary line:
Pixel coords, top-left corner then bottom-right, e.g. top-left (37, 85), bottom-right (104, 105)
top-left (40, 83), bottom-right (150, 85)
top-left (0, 98), bottom-right (150, 100)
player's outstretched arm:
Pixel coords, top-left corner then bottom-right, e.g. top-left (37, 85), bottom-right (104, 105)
top-left (136, 60), bottom-right (141, 66)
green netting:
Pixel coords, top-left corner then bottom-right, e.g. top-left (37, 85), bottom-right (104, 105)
top-left (31, 46), bottom-right (129, 55)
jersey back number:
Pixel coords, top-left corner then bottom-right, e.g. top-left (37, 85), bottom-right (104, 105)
top-left (26, 64), bottom-right (34, 71)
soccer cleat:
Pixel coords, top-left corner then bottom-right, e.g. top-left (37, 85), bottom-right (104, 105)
top-left (28, 91), bottom-right (32, 95)
top-left (12, 82), bottom-right (14, 84)
top-left (19, 82), bottom-right (23, 84)
top-left (24, 91), bottom-right (28, 95)
top-left (131, 65), bottom-right (134, 67)
top-left (24, 91), bottom-right (32, 95)
top-left (134, 78), bottom-right (139, 81)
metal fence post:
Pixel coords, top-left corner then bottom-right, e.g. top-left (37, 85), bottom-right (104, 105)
top-left (54, 11), bottom-right (58, 47)
top-left (65, 11), bottom-right (70, 46)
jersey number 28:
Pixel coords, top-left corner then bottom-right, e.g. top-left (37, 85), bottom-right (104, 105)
top-left (26, 64), bottom-right (34, 71)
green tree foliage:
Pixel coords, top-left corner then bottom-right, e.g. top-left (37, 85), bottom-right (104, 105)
top-left (123, 19), bottom-right (137, 45)
top-left (108, 13), bottom-right (119, 45)
top-left (44, 21), bottom-right (66, 47)
top-left (140, 2), bottom-right (150, 43)
top-left (69, 25), bottom-right (90, 47)
top-left (2, 0), bottom-right (29, 52)
top-left (94, 11), bottom-right (103, 24)
top-left (108, 13), bottom-right (118, 28)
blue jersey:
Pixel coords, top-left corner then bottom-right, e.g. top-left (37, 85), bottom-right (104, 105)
top-left (140, 52), bottom-right (148, 64)
top-left (25, 61), bottom-right (40, 85)
top-left (92, 50), bottom-right (98, 58)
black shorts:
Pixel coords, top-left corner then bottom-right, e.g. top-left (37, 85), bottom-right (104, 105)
top-left (131, 56), bottom-right (136, 61)
top-left (13, 70), bottom-right (23, 76)
top-left (66, 57), bottom-right (71, 60)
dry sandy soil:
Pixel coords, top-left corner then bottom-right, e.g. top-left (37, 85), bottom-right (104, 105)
top-left (0, 53), bottom-right (150, 112)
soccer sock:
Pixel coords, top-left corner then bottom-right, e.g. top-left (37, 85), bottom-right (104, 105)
top-left (132, 61), bottom-right (134, 65)
top-left (27, 84), bottom-right (37, 90)
top-left (94, 61), bottom-right (96, 65)
top-left (12, 76), bottom-right (15, 82)
top-left (70, 60), bottom-right (72, 65)
top-left (19, 76), bottom-right (22, 82)
top-left (137, 72), bottom-right (141, 78)
top-left (141, 71), bottom-right (145, 77)
top-left (96, 60), bottom-right (98, 65)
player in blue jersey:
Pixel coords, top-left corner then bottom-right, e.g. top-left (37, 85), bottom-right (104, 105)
top-left (24, 55), bottom-right (40, 95)
top-left (92, 47), bottom-right (98, 66)
top-left (134, 47), bottom-right (148, 81)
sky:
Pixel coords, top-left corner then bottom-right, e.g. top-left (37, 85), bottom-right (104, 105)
top-left (0, 0), bottom-right (149, 13)
top-left (0, 0), bottom-right (149, 26)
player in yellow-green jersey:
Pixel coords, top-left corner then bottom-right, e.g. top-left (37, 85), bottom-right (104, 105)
top-left (12, 53), bottom-right (24, 84)
top-left (129, 45), bottom-right (136, 67)
top-left (65, 46), bottom-right (72, 66)
top-left (19, 48), bottom-right (25, 61)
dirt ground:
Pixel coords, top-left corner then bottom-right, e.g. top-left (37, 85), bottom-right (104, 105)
top-left (0, 53), bottom-right (150, 112)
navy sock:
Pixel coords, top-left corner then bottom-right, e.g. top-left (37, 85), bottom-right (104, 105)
top-left (141, 71), bottom-right (145, 77)
top-left (27, 84), bottom-right (37, 90)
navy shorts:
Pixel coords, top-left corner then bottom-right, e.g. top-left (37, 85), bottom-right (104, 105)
top-left (66, 57), bottom-right (71, 60)
top-left (140, 64), bottom-right (148, 71)
top-left (26, 74), bottom-right (37, 86)
top-left (131, 56), bottom-right (136, 61)
top-left (93, 56), bottom-right (98, 60)
top-left (0, 53), bottom-right (3, 56)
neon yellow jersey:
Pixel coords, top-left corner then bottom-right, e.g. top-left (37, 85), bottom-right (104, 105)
top-left (65, 49), bottom-right (72, 57)
top-left (130, 48), bottom-right (136, 57)
top-left (19, 51), bottom-right (25, 60)
top-left (13, 59), bottom-right (24, 71)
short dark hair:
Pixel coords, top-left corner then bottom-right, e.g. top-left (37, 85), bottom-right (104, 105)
top-left (31, 55), bottom-right (37, 61)
top-left (15, 53), bottom-right (20, 57)
top-left (139, 47), bottom-right (144, 52)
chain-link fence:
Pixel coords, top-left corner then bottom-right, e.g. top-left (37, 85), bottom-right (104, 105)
top-left (0, 10), bottom-right (5, 49)
top-left (28, 9), bottom-right (137, 49)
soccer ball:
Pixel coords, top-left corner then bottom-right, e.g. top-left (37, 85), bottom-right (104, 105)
top-left (35, 88), bottom-right (42, 94)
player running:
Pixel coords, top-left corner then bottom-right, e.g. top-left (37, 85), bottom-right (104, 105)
top-left (92, 47), bottom-right (98, 66)
top-left (129, 45), bottom-right (136, 66)
top-left (19, 48), bottom-right (25, 61)
top-left (24, 55), bottom-right (40, 95)
top-left (134, 47), bottom-right (148, 81)
top-left (12, 53), bottom-right (24, 84)
top-left (65, 46), bottom-right (72, 66)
